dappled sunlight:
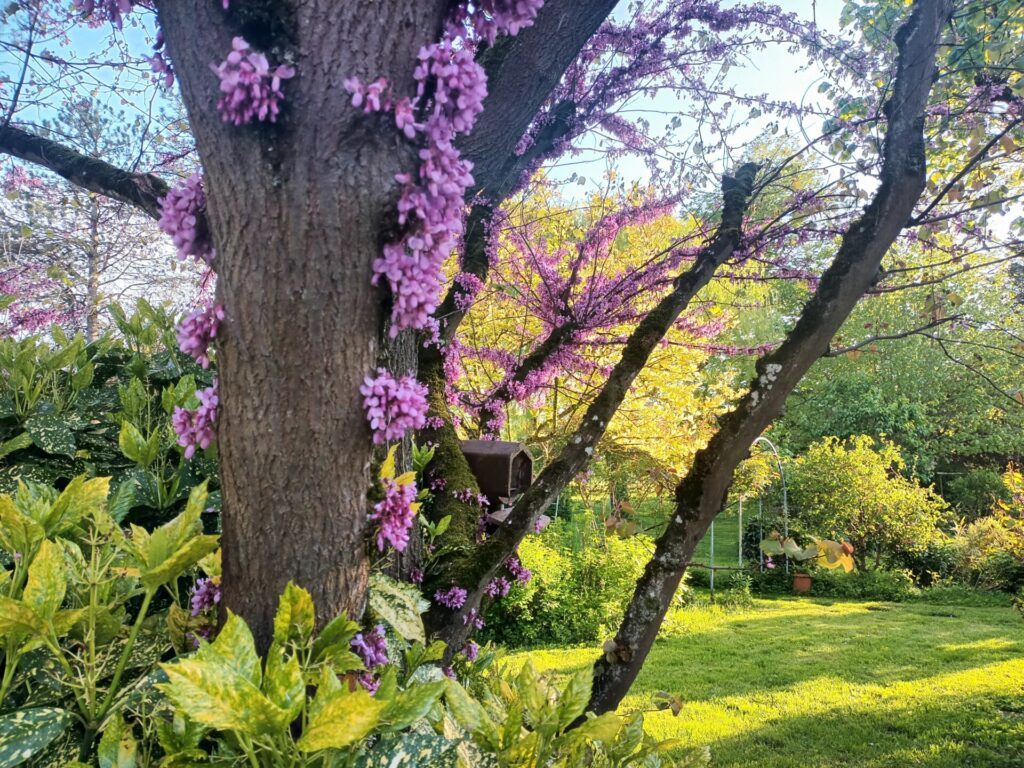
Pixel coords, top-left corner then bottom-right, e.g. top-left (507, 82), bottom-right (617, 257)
top-left (512, 598), bottom-right (1024, 767)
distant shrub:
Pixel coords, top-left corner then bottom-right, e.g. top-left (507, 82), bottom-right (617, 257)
top-left (944, 468), bottom-right (1012, 521)
top-left (750, 566), bottom-right (917, 601)
top-left (482, 521), bottom-right (650, 647)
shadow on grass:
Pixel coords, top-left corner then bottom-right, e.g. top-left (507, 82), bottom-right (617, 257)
top-left (680, 683), bottom-right (1024, 768)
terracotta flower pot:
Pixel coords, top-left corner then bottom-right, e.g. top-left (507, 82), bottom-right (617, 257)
top-left (793, 573), bottom-right (813, 594)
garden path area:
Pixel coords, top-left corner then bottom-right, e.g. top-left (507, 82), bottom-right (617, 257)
top-left (514, 598), bottom-right (1024, 767)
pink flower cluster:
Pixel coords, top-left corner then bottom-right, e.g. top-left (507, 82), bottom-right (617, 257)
top-left (485, 576), bottom-right (511, 598)
top-left (505, 555), bottom-right (532, 584)
top-left (434, 586), bottom-right (468, 609)
top-left (371, 478), bottom-right (419, 552)
top-left (172, 380), bottom-right (219, 459)
top-left (212, 37), bottom-right (296, 126)
top-left (73, 0), bottom-right (133, 29)
top-left (177, 304), bottom-right (224, 369)
top-left (158, 174), bottom-right (215, 265)
top-left (449, 0), bottom-right (545, 45)
top-left (360, 368), bottom-right (428, 444)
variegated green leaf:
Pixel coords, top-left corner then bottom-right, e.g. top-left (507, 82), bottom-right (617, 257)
top-left (0, 495), bottom-right (43, 562)
top-left (0, 595), bottom-right (46, 639)
top-left (139, 534), bottom-right (219, 590)
top-left (0, 707), bottom-right (72, 768)
top-left (263, 644), bottom-right (304, 723)
top-left (355, 731), bottom-right (460, 768)
top-left (297, 686), bottom-right (386, 752)
top-left (22, 540), bottom-right (66, 621)
top-left (24, 412), bottom-right (75, 458)
top-left (368, 571), bottom-right (429, 644)
top-left (555, 667), bottom-right (592, 730)
top-left (200, 611), bottom-right (262, 686)
top-left (44, 475), bottom-right (109, 536)
top-left (0, 432), bottom-right (32, 462)
top-left (98, 713), bottom-right (138, 768)
top-left (158, 657), bottom-right (287, 739)
top-left (272, 581), bottom-right (315, 646)
top-left (381, 681), bottom-right (446, 731)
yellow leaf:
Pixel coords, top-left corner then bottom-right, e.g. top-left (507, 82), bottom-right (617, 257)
top-left (22, 540), bottom-right (66, 620)
top-left (272, 581), bottom-right (315, 646)
top-left (380, 445), bottom-right (398, 481)
top-left (394, 471), bottom-right (417, 487)
top-left (297, 686), bottom-right (385, 751)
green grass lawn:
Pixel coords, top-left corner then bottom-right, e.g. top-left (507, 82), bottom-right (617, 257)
top-left (510, 598), bottom-right (1024, 767)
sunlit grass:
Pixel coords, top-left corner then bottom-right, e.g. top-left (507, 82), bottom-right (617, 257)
top-left (508, 598), bottom-right (1024, 767)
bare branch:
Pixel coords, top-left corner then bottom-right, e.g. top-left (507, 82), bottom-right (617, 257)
top-left (0, 125), bottom-right (168, 219)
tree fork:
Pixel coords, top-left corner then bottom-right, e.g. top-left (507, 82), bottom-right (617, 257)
top-left (431, 162), bottom-right (761, 653)
top-left (586, 0), bottom-right (953, 716)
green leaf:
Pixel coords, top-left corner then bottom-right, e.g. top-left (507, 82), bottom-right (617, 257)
top-left (25, 412), bottom-right (76, 457)
top-left (97, 713), bottom-right (138, 768)
top-left (368, 572), bottom-right (429, 644)
top-left (0, 708), bottom-right (72, 768)
top-left (263, 644), bottom-right (305, 723)
top-left (443, 680), bottom-right (486, 734)
top-left (107, 480), bottom-right (136, 524)
top-left (0, 432), bottom-right (32, 461)
top-left (297, 686), bottom-right (386, 752)
top-left (381, 681), bottom-right (446, 731)
top-left (556, 667), bottom-right (592, 730)
top-left (22, 540), bottom-right (66, 621)
top-left (355, 731), bottom-right (459, 768)
top-left (202, 611), bottom-right (263, 686)
top-left (0, 495), bottom-right (44, 562)
top-left (0, 595), bottom-right (46, 638)
top-left (312, 612), bottom-right (360, 666)
top-left (118, 422), bottom-right (148, 466)
top-left (159, 616), bottom-right (288, 739)
top-left (273, 581), bottom-right (315, 646)
top-left (44, 475), bottom-right (110, 536)
top-left (139, 534), bottom-right (219, 591)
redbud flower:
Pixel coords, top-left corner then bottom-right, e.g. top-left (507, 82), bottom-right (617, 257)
top-left (212, 37), bottom-right (296, 126)
top-left (159, 174), bottom-right (215, 265)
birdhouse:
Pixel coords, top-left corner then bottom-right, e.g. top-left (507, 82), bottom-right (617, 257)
top-left (459, 440), bottom-right (533, 506)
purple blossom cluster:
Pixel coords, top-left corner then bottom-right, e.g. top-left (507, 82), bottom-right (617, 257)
top-left (189, 577), bottom-right (221, 617)
top-left (434, 586), bottom-right (467, 609)
top-left (73, 0), bottom-right (133, 28)
top-left (360, 368), bottom-right (429, 444)
top-left (351, 624), bottom-right (388, 693)
top-left (505, 555), bottom-right (531, 584)
top-left (212, 37), bottom-right (296, 126)
top-left (370, 478), bottom-right (418, 552)
top-left (449, 0), bottom-right (545, 45)
top-left (351, 624), bottom-right (388, 669)
top-left (462, 607), bottom-right (484, 629)
top-left (177, 303), bottom-right (224, 369)
top-left (173, 380), bottom-right (219, 459)
top-left (158, 174), bottom-right (215, 265)
top-left (485, 576), bottom-right (511, 598)
top-left (462, 640), bottom-right (480, 661)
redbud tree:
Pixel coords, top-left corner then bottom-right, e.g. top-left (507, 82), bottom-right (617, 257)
top-left (2, 0), bottom-right (1022, 713)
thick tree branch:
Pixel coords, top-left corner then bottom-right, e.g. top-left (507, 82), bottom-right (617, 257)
top-left (0, 125), bottom-right (168, 219)
top-left (427, 162), bottom-right (760, 652)
top-left (462, 2), bottom-right (615, 201)
top-left (586, 0), bottom-right (952, 716)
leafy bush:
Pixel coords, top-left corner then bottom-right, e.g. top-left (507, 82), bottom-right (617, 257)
top-left (948, 516), bottom-right (1024, 592)
top-left (483, 522), bottom-right (650, 647)
top-left (749, 566), bottom-right (917, 601)
top-left (943, 468), bottom-right (1012, 521)
top-left (0, 302), bottom-right (218, 531)
top-left (0, 478), bottom-right (218, 764)
top-left (787, 436), bottom-right (949, 569)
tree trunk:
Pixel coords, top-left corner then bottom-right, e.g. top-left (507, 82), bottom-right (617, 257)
top-left (155, 0), bottom-right (447, 650)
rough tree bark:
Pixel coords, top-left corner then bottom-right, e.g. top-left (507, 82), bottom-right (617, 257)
top-left (586, 0), bottom-right (952, 715)
top-left (154, 0), bottom-right (448, 650)
top-left (430, 162), bottom-right (761, 652)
